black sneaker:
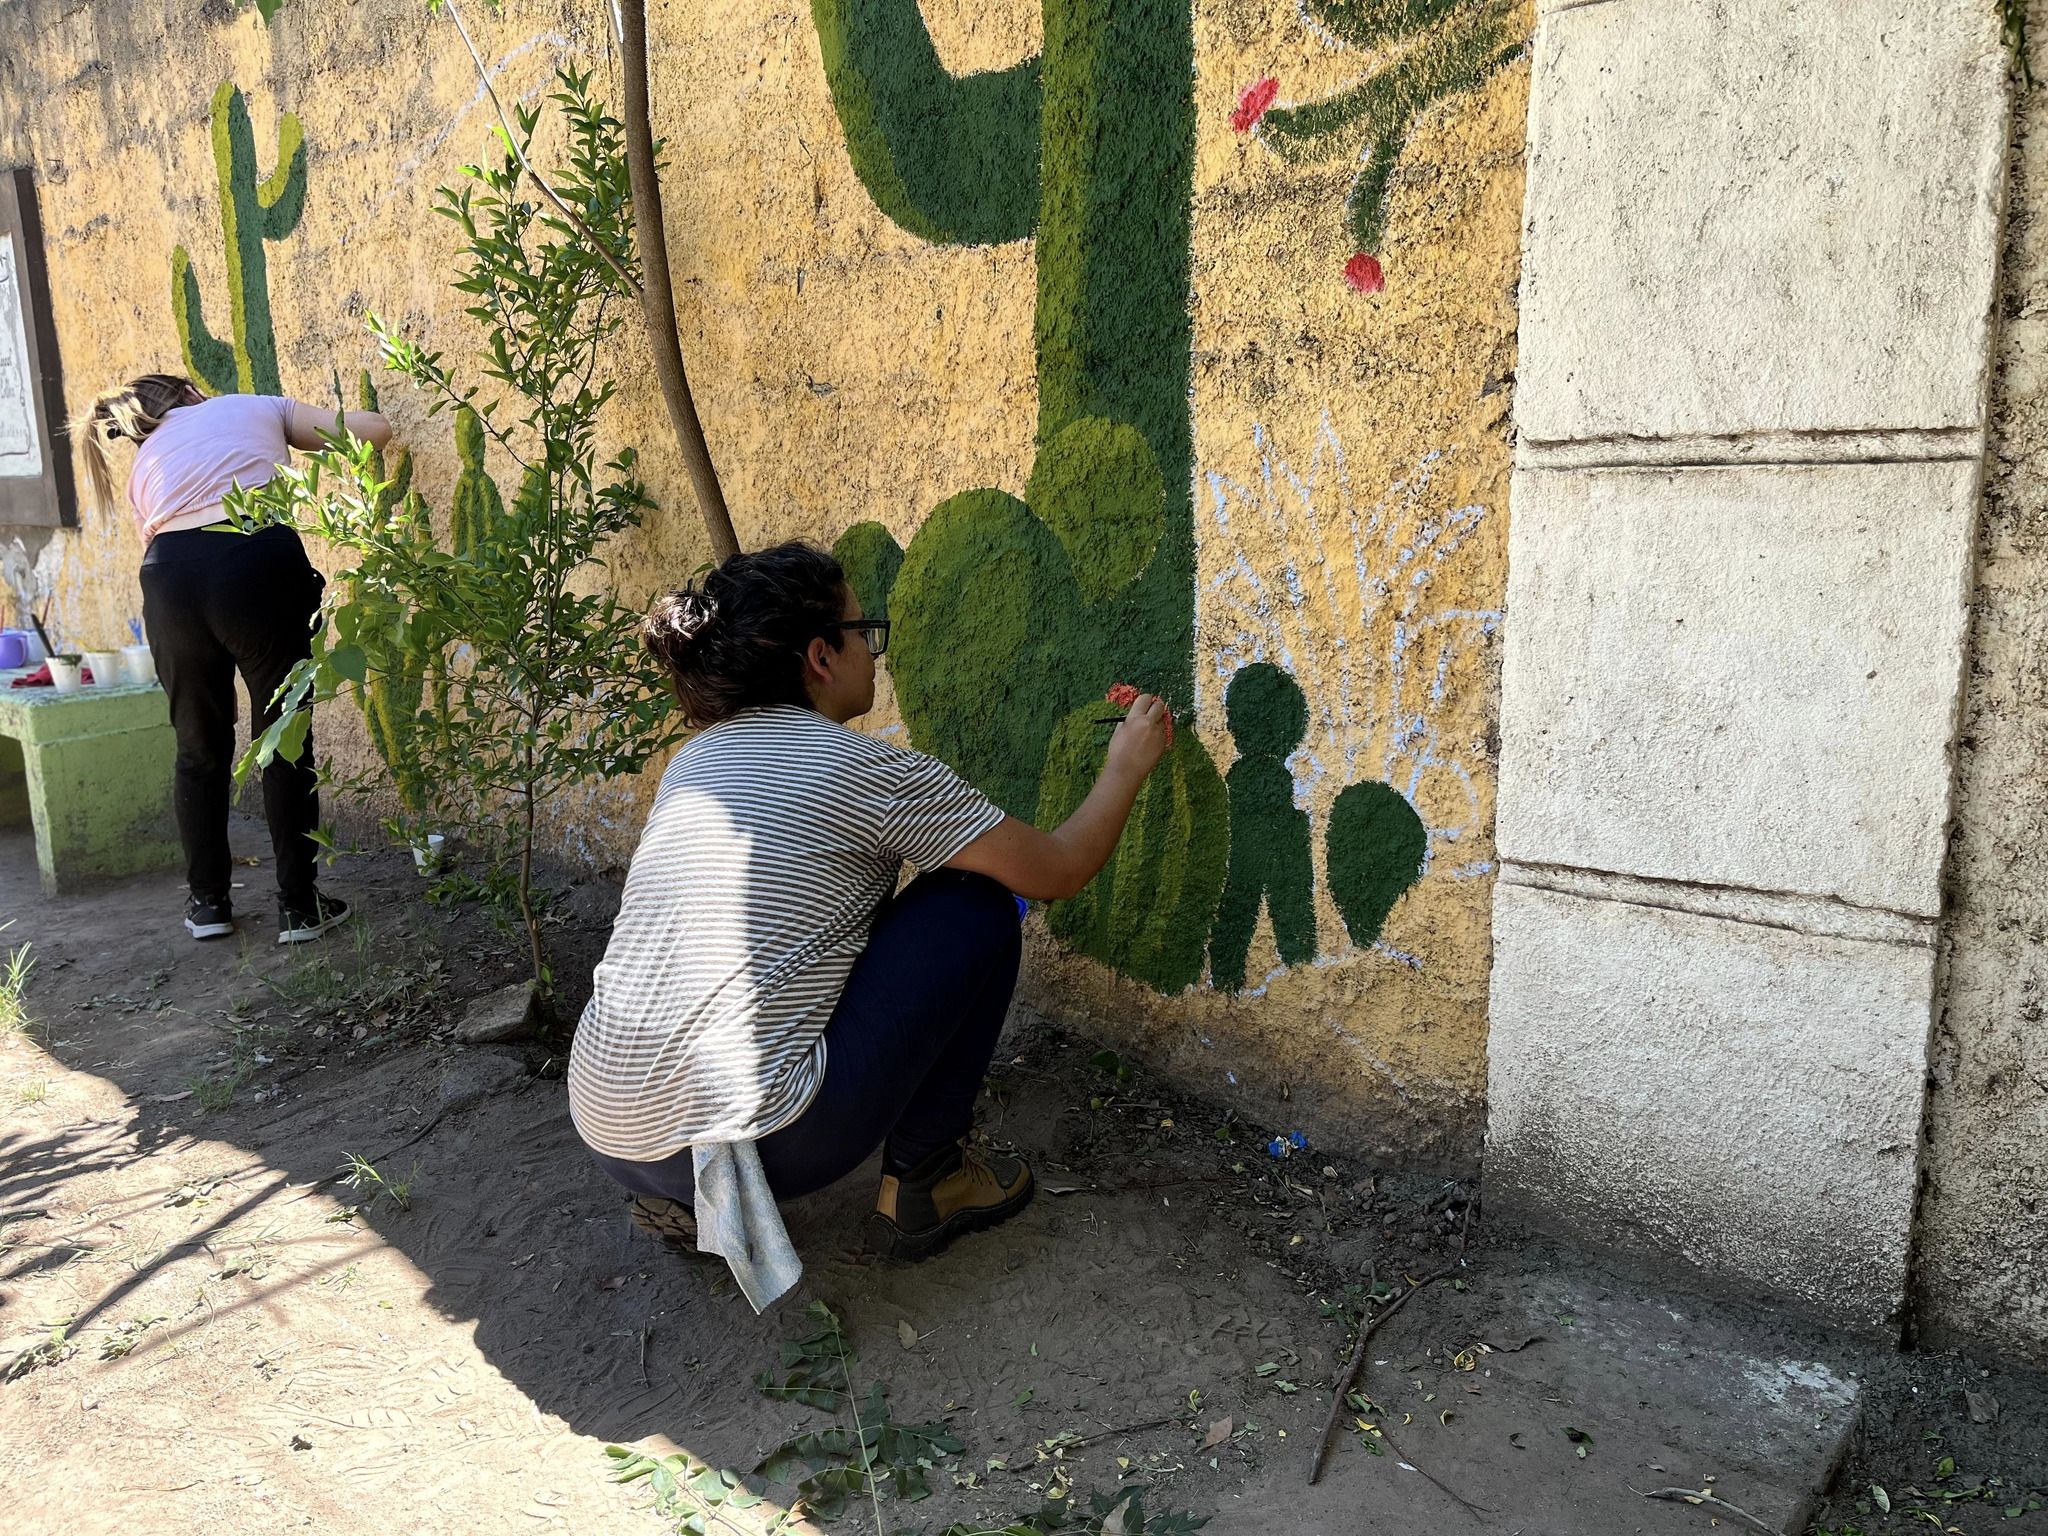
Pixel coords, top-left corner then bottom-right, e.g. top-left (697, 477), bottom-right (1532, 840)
top-left (277, 893), bottom-right (350, 945)
top-left (184, 896), bottom-right (235, 941)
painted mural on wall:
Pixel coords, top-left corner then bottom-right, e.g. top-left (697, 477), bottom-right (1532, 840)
top-left (814, 0), bottom-right (1512, 994)
top-left (171, 81), bottom-right (307, 395)
top-left (1232, 0), bottom-right (1523, 293)
top-left (1202, 421), bottom-right (1503, 986)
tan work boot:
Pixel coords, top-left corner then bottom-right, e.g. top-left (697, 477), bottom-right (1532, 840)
top-left (868, 1141), bottom-right (1034, 1261)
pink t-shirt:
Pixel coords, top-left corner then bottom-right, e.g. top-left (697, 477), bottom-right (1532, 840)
top-left (128, 394), bottom-right (293, 543)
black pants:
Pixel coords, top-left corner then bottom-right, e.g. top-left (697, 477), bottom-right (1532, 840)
top-left (140, 523), bottom-right (324, 909)
top-left (587, 871), bottom-right (1025, 1203)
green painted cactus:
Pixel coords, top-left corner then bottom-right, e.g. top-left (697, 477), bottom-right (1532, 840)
top-left (448, 406), bottom-right (504, 559)
top-left (815, 0), bottom-right (1216, 987)
top-left (172, 82), bottom-right (307, 395)
top-left (349, 375), bottom-right (435, 813)
top-left (1252, 0), bottom-right (1522, 291)
top-left (1036, 702), bottom-right (1228, 992)
top-left (816, 0), bottom-right (1447, 988)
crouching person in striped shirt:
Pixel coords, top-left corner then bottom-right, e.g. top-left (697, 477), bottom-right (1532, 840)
top-left (566, 541), bottom-right (1172, 1309)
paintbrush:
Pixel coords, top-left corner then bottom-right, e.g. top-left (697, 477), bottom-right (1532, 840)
top-left (30, 608), bottom-right (58, 662)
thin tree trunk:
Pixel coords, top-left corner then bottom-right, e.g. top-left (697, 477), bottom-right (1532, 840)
top-left (615, 0), bottom-right (742, 563)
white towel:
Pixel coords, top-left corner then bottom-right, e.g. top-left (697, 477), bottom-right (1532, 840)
top-left (691, 1140), bottom-right (802, 1312)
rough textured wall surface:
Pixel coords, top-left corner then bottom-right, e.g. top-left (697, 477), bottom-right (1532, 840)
top-left (1917, 22), bottom-right (2048, 1368)
top-left (0, 0), bottom-right (1528, 1165)
top-left (1486, 0), bottom-right (2010, 1335)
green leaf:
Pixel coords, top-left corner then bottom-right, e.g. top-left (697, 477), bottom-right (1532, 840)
top-left (330, 644), bottom-right (369, 684)
top-left (272, 707), bottom-right (313, 767)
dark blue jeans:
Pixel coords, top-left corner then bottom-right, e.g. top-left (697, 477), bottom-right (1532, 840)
top-left (588, 870), bottom-right (1023, 1204)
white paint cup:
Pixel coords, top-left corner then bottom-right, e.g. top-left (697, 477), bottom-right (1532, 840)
top-left (48, 655), bottom-right (83, 693)
top-left (83, 650), bottom-right (125, 687)
top-left (122, 644), bottom-right (156, 686)
top-left (412, 833), bottom-right (446, 875)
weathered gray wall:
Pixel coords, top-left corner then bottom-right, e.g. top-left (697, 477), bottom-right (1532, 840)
top-left (1485, 0), bottom-right (2012, 1335)
top-left (1916, 19), bottom-right (2048, 1370)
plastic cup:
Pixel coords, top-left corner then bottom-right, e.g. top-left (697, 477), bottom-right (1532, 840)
top-left (412, 833), bottom-right (446, 875)
top-left (122, 644), bottom-right (157, 686)
top-left (48, 656), bottom-right (83, 693)
top-left (83, 650), bottom-right (125, 687)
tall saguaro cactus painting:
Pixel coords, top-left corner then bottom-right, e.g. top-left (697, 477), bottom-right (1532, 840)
top-left (172, 81), bottom-right (307, 395)
top-left (819, 0), bottom-right (1446, 992)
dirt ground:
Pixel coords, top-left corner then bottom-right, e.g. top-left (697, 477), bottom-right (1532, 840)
top-left (3, 818), bottom-right (2045, 1536)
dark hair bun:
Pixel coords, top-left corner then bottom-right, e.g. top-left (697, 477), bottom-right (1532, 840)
top-left (644, 542), bottom-right (848, 727)
top-left (644, 587), bottom-right (719, 672)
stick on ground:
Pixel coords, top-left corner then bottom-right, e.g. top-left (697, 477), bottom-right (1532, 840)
top-left (1633, 1486), bottom-right (1783, 1535)
top-left (1307, 1197), bottom-right (1474, 1486)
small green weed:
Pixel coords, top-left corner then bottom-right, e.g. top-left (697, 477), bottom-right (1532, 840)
top-left (98, 1313), bottom-right (169, 1360)
top-left (0, 924), bottom-right (35, 1038)
top-left (185, 1066), bottom-right (247, 1113)
top-left (4, 1321), bottom-right (76, 1382)
top-left (339, 1152), bottom-right (416, 1213)
top-left (16, 1078), bottom-right (48, 1106)
top-left (607, 1302), bottom-right (1208, 1536)
top-left (754, 1301), bottom-right (964, 1519)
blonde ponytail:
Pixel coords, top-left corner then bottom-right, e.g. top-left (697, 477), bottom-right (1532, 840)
top-left (69, 373), bottom-right (202, 518)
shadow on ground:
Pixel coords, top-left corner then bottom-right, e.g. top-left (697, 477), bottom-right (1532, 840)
top-left (1, 819), bottom-right (2042, 1536)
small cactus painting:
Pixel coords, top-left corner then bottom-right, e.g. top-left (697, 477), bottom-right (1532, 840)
top-left (348, 374), bottom-right (438, 814)
top-left (172, 81), bottom-right (307, 395)
top-left (1234, 0), bottom-right (1526, 293)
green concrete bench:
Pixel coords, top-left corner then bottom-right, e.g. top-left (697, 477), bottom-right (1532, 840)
top-left (0, 668), bottom-right (179, 895)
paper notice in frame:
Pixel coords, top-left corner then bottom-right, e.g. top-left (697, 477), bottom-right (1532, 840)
top-left (0, 241), bottom-right (41, 474)
top-left (0, 168), bottom-right (74, 528)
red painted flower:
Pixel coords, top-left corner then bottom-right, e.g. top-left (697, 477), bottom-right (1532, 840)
top-left (1231, 77), bottom-right (1280, 133)
top-left (1343, 252), bottom-right (1385, 295)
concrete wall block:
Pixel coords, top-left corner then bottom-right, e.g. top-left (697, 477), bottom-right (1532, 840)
top-left (1517, 0), bottom-right (2008, 443)
top-left (1495, 459), bottom-right (1978, 916)
top-left (1484, 880), bottom-right (1932, 1330)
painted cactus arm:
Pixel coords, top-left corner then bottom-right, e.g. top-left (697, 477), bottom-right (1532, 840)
top-left (182, 82), bottom-right (308, 395)
top-left (171, 246), bottom-right (239, 395)
top-left (1263, 2), bottom-right (1515, 159)
top-left (449, 405), bottom-right (504, 559)
top-left (809, 0), bottom-right (1042, 245)
top-left (1302, 0), bottom-right (1467, 50)
top-left (250, 105), bottom-right (308, 237)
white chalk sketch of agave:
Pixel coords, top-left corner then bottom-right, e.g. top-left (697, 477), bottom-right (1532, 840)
top-left (1201, 413), bottom-right (1501, 976)
top-left (1230, 0), bottom-right (1527, 293)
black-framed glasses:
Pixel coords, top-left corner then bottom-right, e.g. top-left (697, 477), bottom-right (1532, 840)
top-left (823, 618), bottom-right (891, 657)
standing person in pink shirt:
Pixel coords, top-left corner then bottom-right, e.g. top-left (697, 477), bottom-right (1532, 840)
top-left (74, 373), bottom-right (390, 943)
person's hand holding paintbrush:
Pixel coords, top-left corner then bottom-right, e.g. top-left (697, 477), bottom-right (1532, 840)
top-left (950, 680), bottom-right (1175, 902)
top-left (1096, 680), bottom-right (1175, 750)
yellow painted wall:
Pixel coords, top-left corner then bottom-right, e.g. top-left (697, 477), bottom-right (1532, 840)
top-left (0, 0), bottom-right (1528, 1166)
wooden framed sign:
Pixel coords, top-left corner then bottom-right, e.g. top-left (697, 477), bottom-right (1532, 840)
top-left (0, 169), bottom-right (75, 528)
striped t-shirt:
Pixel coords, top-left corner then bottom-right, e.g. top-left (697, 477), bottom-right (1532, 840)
top-left (567, 704), bottom-right (1006, 1163)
